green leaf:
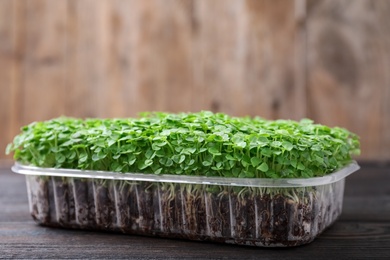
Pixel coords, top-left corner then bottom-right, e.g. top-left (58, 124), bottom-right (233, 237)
top-left (257, 162), bottom-right (269, 172)
top-left (107, 139), bottom-right (116, 147)
top-left (290, 159), bottom-right (298, 168)
top-left (111, 161), bottom-right (124, 172)
top-left (5, 143), bottom-right (13, 155)
top-left (199, 147), bottom-right (207, 153)
top-left (128, 156), bottom-right (136, 166)
top-left (68, 150), bottom-right (77, 160)
top-left (226, 154), bottom-right (236, 161)
top-left (232, 168), bottom-right (240, 177)
top-left (208, 147), bottom-right (221, 155)
top-left (250, 157), bottom-right (261, 167)
top-left (92, 153), bottom-right (101, 161)
top-left (314, 154), bottom-right (324, 164)
top-left (154, 168), bottom-right (163, 174)
top-left (297, 162), bottom-right (306, 170)
top-left (55, 153), bottom-right (66, 164)
top-left (261, 148), bottom-right (272, 157)
top-left (79, 152), bottom-right (88, 163)
top-left (202, 161), bottom-right (212, 167)
top-left (245, 171), bottom-right (255, 178)
top-left (145, 148), bottom-right (155, 159)
top-left (144, 159), bottom-right (153, 167)
top-left (241, 155), bottom-right (251, 167)
top-left (282, 141), bottom-right (294, 151)
top-left (165, 158), bottom-right (173, 167)
top-left (112, 153), bottom-right (121, 160)
top-left (138, 158), bottom-right (153, 170)
top-left (227, 160), bottom-right (235, 169)
top-left (185, 147), bottom-right (197, 154)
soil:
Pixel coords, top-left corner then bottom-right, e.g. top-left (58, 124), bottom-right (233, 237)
top-left (28, 176), bottom-right (342, 247)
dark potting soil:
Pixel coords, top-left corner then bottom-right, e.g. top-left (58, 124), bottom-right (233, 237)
top-left (29, 176), bottom-right (336, 247)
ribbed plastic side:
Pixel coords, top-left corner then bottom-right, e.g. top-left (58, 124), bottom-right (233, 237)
top-left (25, 176), bottom-right (345, 247)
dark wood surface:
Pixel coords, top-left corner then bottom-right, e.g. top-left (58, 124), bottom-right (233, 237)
top-left (0, 163), bottom-right (389, 259)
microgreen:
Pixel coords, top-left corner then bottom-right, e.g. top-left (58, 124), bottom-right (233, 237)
top-left (6, 111), bottom-right (360, 178)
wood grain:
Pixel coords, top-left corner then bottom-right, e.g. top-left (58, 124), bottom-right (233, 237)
top-left (130, 0), bottom-right (195, 114)
top-left (65, 0), bottom-right (102, 118)
top-left (22, 0), bottom-right (67, 124)
top-left (0, 0), bottom-right (389, 161)
top-left (0, 0), bottom-right (14, 158)
top-left (0, 1), bottom-right (25, 160)
top-left (0, 222), bottom-right (389, 259)
top-left (306, 0), bottom-right (390, 160)
top-left (193, 0), bottom-right (305, 119)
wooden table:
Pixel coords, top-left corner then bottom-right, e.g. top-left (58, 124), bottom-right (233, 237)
top-left (1, 163), bottom-right (389, 259)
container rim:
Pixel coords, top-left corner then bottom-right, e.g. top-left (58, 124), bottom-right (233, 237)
top-left (12, 161), bottom-right (360, 188)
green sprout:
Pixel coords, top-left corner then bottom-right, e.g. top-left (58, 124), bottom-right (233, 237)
top-left (6, 111), bottom-right (360, 179)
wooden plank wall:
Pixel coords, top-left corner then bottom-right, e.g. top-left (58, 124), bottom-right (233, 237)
top-left (0, 0), bottom-right (389, 161)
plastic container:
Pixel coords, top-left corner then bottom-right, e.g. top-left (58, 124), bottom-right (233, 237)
top-left (12, 161), bottom-right (360, 247)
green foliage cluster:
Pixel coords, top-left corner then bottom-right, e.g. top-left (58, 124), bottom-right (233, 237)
top-left (6, 111), bottom-right (360, 178)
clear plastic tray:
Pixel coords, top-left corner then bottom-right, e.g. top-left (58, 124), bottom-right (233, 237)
top-left (12, 161), bottom-right (360, 247)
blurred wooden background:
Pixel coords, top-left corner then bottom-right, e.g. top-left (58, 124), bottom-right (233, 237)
top-left (0, 0), bottom-right (389, 161)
